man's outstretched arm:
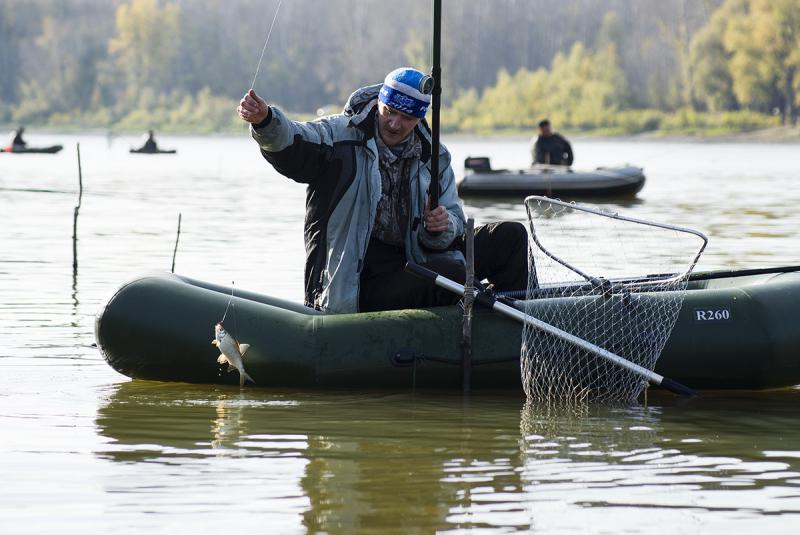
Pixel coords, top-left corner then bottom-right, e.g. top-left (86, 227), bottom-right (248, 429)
top-left (238, 89), bottom-right (336, 184)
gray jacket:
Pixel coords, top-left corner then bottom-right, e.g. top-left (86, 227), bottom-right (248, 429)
top-left (251, 83), bottom-right (466, 313)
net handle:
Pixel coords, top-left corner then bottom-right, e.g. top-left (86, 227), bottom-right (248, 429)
top-left (524, 196), bottom-right (708, 287)
top-left (404, 262), bottom-right (699, 397)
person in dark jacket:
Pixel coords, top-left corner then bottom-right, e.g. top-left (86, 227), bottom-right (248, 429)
top-left (531, 119), bottom-right (573, 166)
top-left (11, 127), bottom-right (27, 149)
top-left (142, 130), bottom-right (158, 151)
top-left (237, 68), bottom-right (528, 313)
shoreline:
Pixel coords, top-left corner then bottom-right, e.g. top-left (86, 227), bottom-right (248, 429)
top-left (443, 125), bottom-right (800, 144)
top-left (3, 124), bottom-right (799, 144)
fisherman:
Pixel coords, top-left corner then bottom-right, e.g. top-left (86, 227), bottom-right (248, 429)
top-left (531, 119), bottom-right (573, 166)
top-left (142, 130), bottom-right (158, 151)
top-left (238, 67), bottom-right (528, 313)
top-left (11, 126), bottom-right (27, 149)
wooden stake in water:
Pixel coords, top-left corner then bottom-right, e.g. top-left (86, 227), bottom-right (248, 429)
top-left (72, 143), bottom-right (83, 270)
top-left (171, 213), bottom-right (182, 273)
top-left (462, 218), bottom-right (475, 396)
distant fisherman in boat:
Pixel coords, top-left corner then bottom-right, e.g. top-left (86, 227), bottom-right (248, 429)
top-left (238, 67), bottom-right (528, 313)
top-left (11, 126), bottom-right (27, 150)
top-left (531, 119), bottom-right (573, 166)
top-left (141, 130), bottom-right (158, 152)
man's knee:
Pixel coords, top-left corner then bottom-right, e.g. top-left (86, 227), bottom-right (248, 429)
top-left (496, 221), bottom-right (527, 243)
top-left (423, 256), bottom-right (466, 284)
top-left (478, 221), bottom-right (527, 250)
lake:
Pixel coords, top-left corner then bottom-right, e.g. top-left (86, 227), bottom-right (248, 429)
top-left (1, 132), bottom-right (799, 534)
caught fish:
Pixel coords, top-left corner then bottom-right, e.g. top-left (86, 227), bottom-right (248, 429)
top-left (212, 322), bottom-right (254, 387)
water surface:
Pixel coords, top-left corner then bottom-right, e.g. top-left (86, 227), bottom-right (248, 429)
top-left (1, 133), bottom-right (799, 533)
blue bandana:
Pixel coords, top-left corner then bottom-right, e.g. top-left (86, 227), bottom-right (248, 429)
top-left (379, 68), bottom-right (432, 118)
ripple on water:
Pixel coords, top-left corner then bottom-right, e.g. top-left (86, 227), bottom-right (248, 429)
top-left (2, 136), bottom-right (800, 533)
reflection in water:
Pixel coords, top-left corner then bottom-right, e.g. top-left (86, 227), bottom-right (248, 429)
top-left (93, 383), bottom-right (800, 533)
top-left (71, 264), bottom-right (80, 329)
top-left (96, 383), bottom-right (532, 532)
top-left (515, 394), bottom-right (800, 532)
top-left (463, 194), bottom-right (644, 227)
top-left (210, 395), bottom-right (245, 450)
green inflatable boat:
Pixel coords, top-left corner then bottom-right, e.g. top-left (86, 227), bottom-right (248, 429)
top-left (95, 267), bottom-right (800, 391)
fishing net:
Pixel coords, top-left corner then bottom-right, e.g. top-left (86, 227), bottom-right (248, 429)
top-left (521, 197), bottom-right (707, 404)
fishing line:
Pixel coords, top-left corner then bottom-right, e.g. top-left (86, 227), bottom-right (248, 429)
top-left (221, 281), bottom-right (235, 323)
top-left (250, 0), bottom-right (285, 90)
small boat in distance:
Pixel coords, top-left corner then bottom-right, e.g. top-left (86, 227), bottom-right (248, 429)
top-left (1, 144), bottom-right (63, 154)
top-left (130, 130), bottom-right (176, 154)
top-left (2, 127), bottom-right (62, 154)
top-left (458, 156), bottom-right (645, 198)
top-left (129, 147), bottom-right (177, 154)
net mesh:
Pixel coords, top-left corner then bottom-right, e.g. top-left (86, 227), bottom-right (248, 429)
top-left (521, 197), bottom-right (706, 404)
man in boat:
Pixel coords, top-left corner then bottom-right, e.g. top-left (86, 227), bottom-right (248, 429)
top-left (141, 130), bottom-right (158, 152)
top-left (531, 119), bottom-right (573, 166)
top-left (11, 126), bottom-right (27, 150)
top-left (237, 67), bottom-right (528, 313)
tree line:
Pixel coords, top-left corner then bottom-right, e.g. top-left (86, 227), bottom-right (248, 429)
top-left (0, 0), bottom-right (796, 134)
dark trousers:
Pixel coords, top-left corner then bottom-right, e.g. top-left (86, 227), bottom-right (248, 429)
top-left (358, 221), bottom-right (529, 312)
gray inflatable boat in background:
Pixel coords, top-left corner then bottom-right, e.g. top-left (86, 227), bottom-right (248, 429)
top-left (458, 156), bottom-right (646, 198)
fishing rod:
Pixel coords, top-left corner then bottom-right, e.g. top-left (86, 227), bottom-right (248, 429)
top-left (495, 264), bottom-right (800, 301)
top-left (429, 0), bottom-right (442, 209)
top-left (688, 264), bottom-right (800, 281)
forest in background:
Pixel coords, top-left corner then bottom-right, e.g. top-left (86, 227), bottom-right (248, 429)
top-left (0, 0), bottom-right (798, 135)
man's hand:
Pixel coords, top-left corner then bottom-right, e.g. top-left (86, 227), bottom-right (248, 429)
top-left (424, 198), bottom-right (449, 233)
top-left (237, 89), bottom-right (270, 124)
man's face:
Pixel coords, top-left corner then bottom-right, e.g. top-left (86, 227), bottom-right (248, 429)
top-left (539, 124), bottom-right (552, 137)
top-left (377, 101), bottom-right (420, 147)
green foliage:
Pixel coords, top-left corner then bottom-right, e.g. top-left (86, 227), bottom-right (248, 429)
top-left (724, 2), bottom-right (773, 110)
top-left (660, 107), bottom-right (779, 134)
top-left (690, 13), bottom-right (737, 112)
top-left (110, 88), bottom-right (240, 133)
top-left (595, 11), bottom-right (622, 50)
top-left (441, 88), bottom-right (479, 132)
top-left (108, 0), bottom-right (181, 102)
top-left (11, 80), bottom-right (52, 124)
top-left (444, 42), bottom-right (627, 132)
top-left (610, 110), bottom-right (665, 134)
top-left (691, 0), bottom-right (800, 124)
top-left (0, 0), bottom-right (793, 134)
top-left (403, 29), bottom-right (429, 71)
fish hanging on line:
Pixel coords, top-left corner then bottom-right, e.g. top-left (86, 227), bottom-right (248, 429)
top-left (212, 322), bottom-right (254, 387)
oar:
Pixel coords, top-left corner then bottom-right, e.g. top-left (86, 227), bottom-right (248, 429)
top-left (404, 262), bottom-right (698, 397)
